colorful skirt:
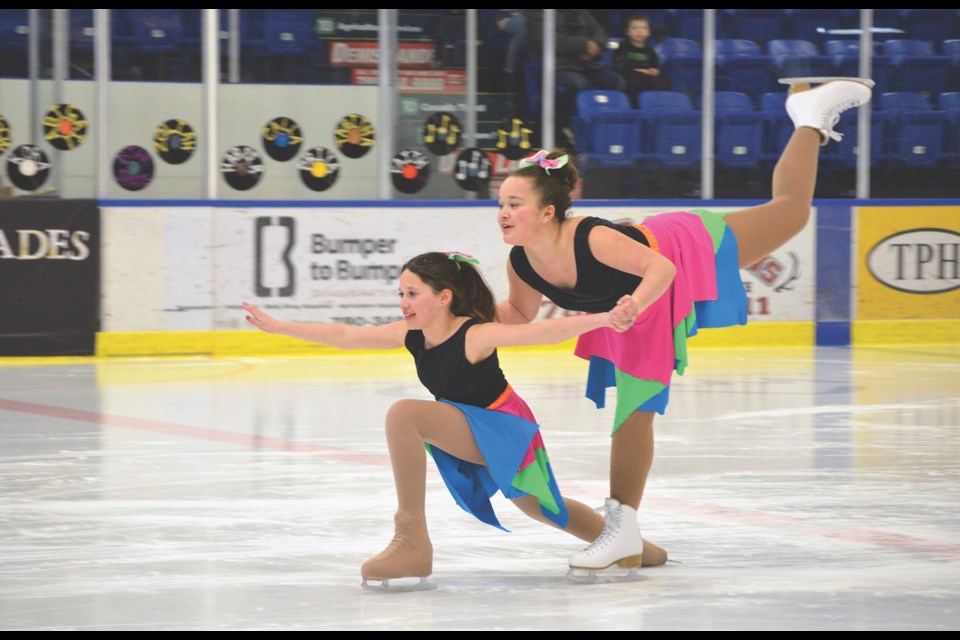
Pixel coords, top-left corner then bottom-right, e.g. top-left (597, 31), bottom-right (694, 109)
top-left (574, 209), bottom-right (749, 434)
top-left (426, 384), bottom-right (569, 532)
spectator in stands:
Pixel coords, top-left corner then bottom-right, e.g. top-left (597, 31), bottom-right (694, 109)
top-left (496, 10), bottom-right (529, 115)
top-left (526, 10), bottom-right (625, 148)
top-left (612, 15), bottom-right (665, 108)
top-left (497, 10), bottom-right (528, 77)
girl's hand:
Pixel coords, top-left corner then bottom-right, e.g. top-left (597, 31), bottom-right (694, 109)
top-left (242, 302), bottom-right (278, 333)
top-left (609, 295), bottom-right (638, 332)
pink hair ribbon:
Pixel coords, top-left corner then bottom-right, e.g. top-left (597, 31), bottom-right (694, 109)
top-left (518, 150), bottom-right (569, 175)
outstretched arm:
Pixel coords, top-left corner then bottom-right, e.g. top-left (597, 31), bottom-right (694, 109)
top-left (467, 299), bottom-right (632, 361)
top-left (242, 302), bottom-right (406, 350)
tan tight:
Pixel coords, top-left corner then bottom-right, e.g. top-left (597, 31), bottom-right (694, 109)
top-left (381, 398), bottom-right (623, 543)
top-left (723, 127), bottom-right (822, 267)
top-left (610, 410), bottom-right (656, 510)
top-left (611, 127), bottom-right (823, 518)
top-left (363, 398), bottom-right (667, 579)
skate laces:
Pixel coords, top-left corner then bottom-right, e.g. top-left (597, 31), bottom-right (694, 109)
top-left (820, 83), bottom-right (871, 141)
top-left (791, 81), bottom-right (869, 143)
top-left (825, 115), bottom-right (843, 142)
top-left (582, 503), bottom-right (623, 555)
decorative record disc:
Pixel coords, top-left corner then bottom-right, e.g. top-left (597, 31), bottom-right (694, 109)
top-left (453, 148), bottom-right (492, 192)
top-left (495, 117), bottom-right (536, 160)
top-left (221, 145), bottom-right (264, 191)
top-left (0, 115), bottom-right (11, 155)
top-left (390, 149), bottom-right (430, 194)
top-left (113, 145), bottom-right (154, 191)
top-left (422, 111), bottom-right (462, 156)
top-left (262, 116), bottom-right (303, 162)
top-left (298, 147), bottom-right (340, 192)
top-left (334, 114), bottom-right (374, 159)
top-left (42, 104), bottom-right (88, 150)
top-left (6, 144), bottom-right (51, 191)
top-left (154, 119), bottom-right (197, 165)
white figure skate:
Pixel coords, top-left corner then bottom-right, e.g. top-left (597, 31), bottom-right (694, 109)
top-left (781, 77), bottom-right (874, 146)
top-left (568, 498), bottom-right (646, 584)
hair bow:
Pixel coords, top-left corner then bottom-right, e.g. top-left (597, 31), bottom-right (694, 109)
top-left (518, 150), bottom-right (569, 175)
top-left (443, 251), bottom-right (480, 270)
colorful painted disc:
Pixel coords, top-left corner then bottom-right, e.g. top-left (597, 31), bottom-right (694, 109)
top-left (113, 145), bottom-right (154, 191)
top-left (453, 148), bottom-right (492, 192)
top-left (0, 115), bottom-right (11, 155)
top-left (262, 116), bottom-right (303, 162)
top-left (43, 104), bottom-right (88, 151)
top-left (154, 119), bottom-right (197, 165)
top-left (299, 147), bottom-right (340, 192)
top-left (221, 145), bottom-right (264, 191)
top-left (334, 114), bottom-right (375, 159)
top-left (423, 111), bottom-right (462, 156)
top-left (6, 144), bottom-right (51, 191)
top-left (391, 149), bottom-right (430, 194)
top-left (495, 117), bottom-right (537, 160)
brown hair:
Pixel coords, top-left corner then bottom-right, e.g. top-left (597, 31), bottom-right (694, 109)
top-left (510, 147), bottom-right (580, 221)
top-left (401, 252), bottom-right (497, 323)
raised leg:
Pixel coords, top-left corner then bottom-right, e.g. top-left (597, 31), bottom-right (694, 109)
top-left (723, 127), bottom-right (821, 267)
top-left (724, 79), bottom-right (873, 267)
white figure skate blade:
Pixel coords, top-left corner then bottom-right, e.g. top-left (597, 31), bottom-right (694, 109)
top-left (567, 567), bottom-right (644, 585)
top-left (361, 576), bottom-right (437, 593)
top-left (778, 76), bottom-right (875, 88)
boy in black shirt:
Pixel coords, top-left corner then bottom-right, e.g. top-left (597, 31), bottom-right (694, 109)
top-left (613, 15), bottom-right (665, 107)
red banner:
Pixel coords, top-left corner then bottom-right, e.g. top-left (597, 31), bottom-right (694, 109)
top-left (351, 68), bottom-right (466, 93)
top-left (328, 41), bottom-right (437, 67)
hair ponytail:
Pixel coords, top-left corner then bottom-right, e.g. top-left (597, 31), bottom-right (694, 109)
top-left (402, 252), bottom-right (497, 322)
top-left (511, 148), bottom-right (580, 220)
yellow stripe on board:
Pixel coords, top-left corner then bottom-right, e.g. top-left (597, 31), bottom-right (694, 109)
top-left (92, 323), bottom-right (816, 358)
top-left (853, 319), bottom-right (960, 345)
top-left (94, 331), bottom-right (405, 358)
top-left (1, 320), bottom-right (956, 366)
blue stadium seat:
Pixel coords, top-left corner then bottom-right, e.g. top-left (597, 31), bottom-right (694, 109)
top-left (68, 9), bottom-right (95, 52)
top-left (783, 9), bottom-right (849, 47)
top-left (523, 60), bottom-right (569, 121)
top-left (901, 9), bottom-right (957, 46)
top-left (655, 38), bottom-right (703, 102)
top-left (819, 109), bottom-right (884, 175)
top-left (883, 39), bottom-right (951, 97)
top-left (249, 9), bottom-right (319, 82)
top-left (715, 39), bottom-right (776, 98)
top-left (875, 91), bottom-right (948, 170)
top-left (713, 91), bottom-right (765, 170)
top-left (767, 39), bottom-right (833, 80)
top-left (944, 40), bottom-right (960, 92)
top-left (939, 92), bottom-right (960, 167)
top-left (117, 9), bottom-right (196, 80)
top-left (0, 9), bottom-right (31, 78)
top-left (870, 9), bottom-right (909, 43)
top-left (824, 40), bottom-right (893, 94)
top-left (759, 91), bottom-right (793, 168)
top-left (65, 9), bottom-right (96, 79)
top-left (721, 9), bottom-right (784, 45)
top-left (571, 90), bottom-right (643, 167)
top-left (664, 10), bottom-right (704, 42)
top-left (125, 9), bottom-right (188, 55)
top-left (638, 91), bottom-right (701, 168)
